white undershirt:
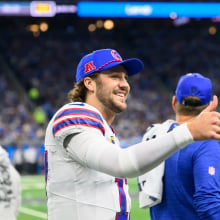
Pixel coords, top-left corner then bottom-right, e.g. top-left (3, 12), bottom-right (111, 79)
top-left (66, 123), bottom-right (193, 178)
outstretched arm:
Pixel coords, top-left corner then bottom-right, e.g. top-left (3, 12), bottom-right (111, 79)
top-left (65, 123), bottom-right (192, 178)
top-left (65, 95), bottom-right (220, 178)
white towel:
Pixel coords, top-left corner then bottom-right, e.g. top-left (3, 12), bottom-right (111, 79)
top-left (138, 119), bottom-right (177, 208)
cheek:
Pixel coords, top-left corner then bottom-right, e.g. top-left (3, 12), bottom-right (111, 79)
top-left (96, 83), bottom-right (110, 96)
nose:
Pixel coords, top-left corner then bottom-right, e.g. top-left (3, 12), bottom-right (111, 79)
top-left (119, 77), bottom-right (130, 91)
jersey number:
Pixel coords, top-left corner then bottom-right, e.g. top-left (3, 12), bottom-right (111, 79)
top-left (115, 178), bottom-right (129, 220)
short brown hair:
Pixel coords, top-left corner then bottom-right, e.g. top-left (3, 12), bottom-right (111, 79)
top-left (176, 96), bottom-right (208, 116)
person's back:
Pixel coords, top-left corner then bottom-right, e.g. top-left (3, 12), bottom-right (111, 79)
top-left (151, 139), bottom-right (220, 219)
top-left (139, 73), bottom-right (220, 220)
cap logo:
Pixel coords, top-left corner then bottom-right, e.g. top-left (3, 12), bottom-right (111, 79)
top-left (76, 48), bottom-right (144, 82)
top-left (111, 50), bottom-right (122, 61)
top-left (84, 61), bottom-right (96, 73)
top-left (190, 86), bottom-right (198, 94)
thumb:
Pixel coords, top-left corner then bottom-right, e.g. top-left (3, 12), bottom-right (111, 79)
top-left (203, 95), bottom-right (218, 112)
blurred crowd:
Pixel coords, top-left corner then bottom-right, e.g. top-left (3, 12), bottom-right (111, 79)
top-left (1, 17), bottom-right (220, 173)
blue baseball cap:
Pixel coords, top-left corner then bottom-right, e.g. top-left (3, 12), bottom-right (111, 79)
top-left (75, 48), bottom-right (144, 82)
top-left (175, 73), bottom-right (212, 105)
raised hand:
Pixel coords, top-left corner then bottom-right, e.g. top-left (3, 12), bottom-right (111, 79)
top-left (187, 95), bottom-right (220, 140)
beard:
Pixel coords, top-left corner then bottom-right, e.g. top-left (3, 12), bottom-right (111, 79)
top-left (96, 83), bottom-right (127, 114)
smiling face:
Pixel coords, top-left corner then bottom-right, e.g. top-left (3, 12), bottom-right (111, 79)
top-left (95, 65), bottom-right (130, 114)
top-left (84, 65), bottom-right (130, 122)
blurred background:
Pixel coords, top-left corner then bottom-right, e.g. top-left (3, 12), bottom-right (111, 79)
top-left (1, 0), bottom-right (220, 182)
top-left (2, 1), bottom-right (220, 219)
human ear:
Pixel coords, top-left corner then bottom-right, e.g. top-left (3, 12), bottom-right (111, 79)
top-left (172, 96), bottom-right (177, 111)
top-left (84, 77), bottom-right (95, 92)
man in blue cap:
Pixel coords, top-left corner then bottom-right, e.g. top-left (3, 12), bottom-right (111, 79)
top-left (44, 49), bottom-right (220, 220)
top-left (139, 73), bottom-right (220, 219)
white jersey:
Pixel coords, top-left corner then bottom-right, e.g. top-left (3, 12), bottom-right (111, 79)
top-left (45, 102), bottom-right (130, 220)
top-left (0, 146), bottom-right (21, 220)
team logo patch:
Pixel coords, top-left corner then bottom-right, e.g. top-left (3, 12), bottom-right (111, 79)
top-left (84, 61), bottom-right (96, 73)
top-left (110, 136), bottom-right (115, 144)
top-left (111, 50), bottom-right (122, 61)
top-left (208, 166), bottom-right (215, 175)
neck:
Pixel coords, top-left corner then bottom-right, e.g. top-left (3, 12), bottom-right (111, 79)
top-left (101, 107), bottom-right (115, 125)
top-left (175, 114), bottom-right (194, 124)
top-left (86, 100), bottom-right (115, 125)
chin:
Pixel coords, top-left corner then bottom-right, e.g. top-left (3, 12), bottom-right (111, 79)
top-left (110, 100), bottom-right (127, 113)
top-left (116, 104), bottom-right (127, 113)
